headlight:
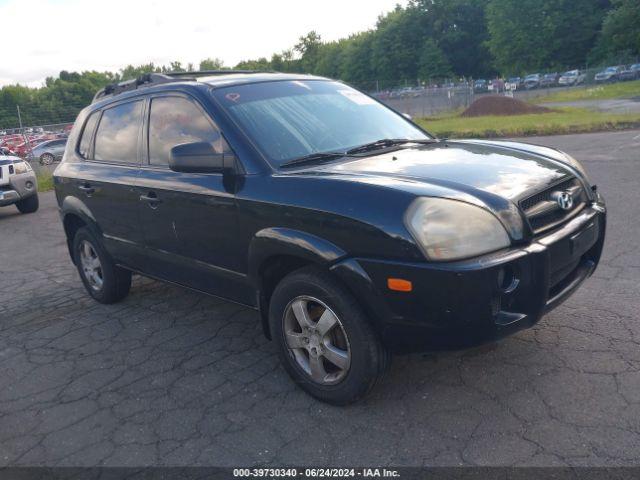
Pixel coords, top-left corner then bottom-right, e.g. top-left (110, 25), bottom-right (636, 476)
top-left (13, 161), bottom-right (31, 174)
top-left (405, 198), bottom-right (510, 261)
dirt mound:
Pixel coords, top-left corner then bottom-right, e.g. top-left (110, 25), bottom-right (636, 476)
top-left (462, 95), bottom-right (553, 117)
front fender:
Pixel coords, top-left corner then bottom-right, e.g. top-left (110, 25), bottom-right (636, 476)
top-left (247, 227), bottom-right (347, 286)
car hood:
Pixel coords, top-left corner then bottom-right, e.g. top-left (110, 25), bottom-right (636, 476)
top-left (315, 140), bottom-right (575, 202)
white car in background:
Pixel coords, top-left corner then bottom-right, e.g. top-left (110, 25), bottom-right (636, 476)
top-left (559, 70), bottom-right (586, 86)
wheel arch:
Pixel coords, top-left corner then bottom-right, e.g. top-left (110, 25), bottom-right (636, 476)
top-left (61, 196), bottom-right (101, 263)
top-left (248, 228), bottom-right (347, 339)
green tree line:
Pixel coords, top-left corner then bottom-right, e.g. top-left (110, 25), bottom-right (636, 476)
top-left (1, 0), bottom-right (638, 128)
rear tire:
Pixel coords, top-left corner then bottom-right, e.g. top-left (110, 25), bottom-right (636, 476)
top-left (269, 266), bottom-right (390, 405)
top-left (72, 227), bottom-right (131, 304)
top-left (15, 194), bottom-right (39, 214)
top-left (39, 153), bottom-right (54, 165)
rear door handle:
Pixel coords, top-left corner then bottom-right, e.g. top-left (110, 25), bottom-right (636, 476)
top-left (140, 192), bottom-right (162, 207)
top-left (78, 184), bottom-right (95, 195)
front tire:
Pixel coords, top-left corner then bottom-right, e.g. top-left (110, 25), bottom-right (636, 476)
top-left (15, 194), bottom-right (39, 214)
top-left (269, 266), bottom-right (389, 405)
top-left (72, 227), bottom-right (131, 304)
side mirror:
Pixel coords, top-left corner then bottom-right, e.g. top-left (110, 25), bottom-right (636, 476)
top-left (402, 113), bottom-right (413, 120)
top-left (169, 141), bottom-right (234, 174)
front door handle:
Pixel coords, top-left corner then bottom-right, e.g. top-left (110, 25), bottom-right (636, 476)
top-left (78, 184), bottom-right (95, 195)
top-left (140, 192), bottom-right (162, 207)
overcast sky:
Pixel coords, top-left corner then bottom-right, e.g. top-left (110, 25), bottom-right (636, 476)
top-left (0, 0), bottom-right (406, 88)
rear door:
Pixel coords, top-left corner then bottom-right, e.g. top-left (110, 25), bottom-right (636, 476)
top-left (135, 93), bottom-right (248, 303)
top-left (72, 99), bottom-right (146, 268)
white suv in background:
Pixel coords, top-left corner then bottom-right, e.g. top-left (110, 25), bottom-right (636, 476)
top-left (0, 155), bottom-right (39, 213)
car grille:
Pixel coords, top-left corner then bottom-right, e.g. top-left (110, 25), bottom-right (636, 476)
top-left (520, 177), bottom-right (587, 235)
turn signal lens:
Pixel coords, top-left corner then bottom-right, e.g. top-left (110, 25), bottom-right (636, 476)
top-left (387, 278), bottom-right (412, 292)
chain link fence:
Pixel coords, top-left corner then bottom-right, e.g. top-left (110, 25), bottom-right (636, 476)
top-left (376, 85), bottom-right (475, 118)
top-left (0, 122), bottom-right (74, 136)
top-left (354, 59), bottom-right (640, 117)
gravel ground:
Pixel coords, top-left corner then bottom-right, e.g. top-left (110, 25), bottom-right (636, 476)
top-left (0, 130), bottom-right (639, 467)
top-left (543, 97), bottom-right (640, 114)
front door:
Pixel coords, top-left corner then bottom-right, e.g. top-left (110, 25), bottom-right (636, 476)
top-left (135, 94), bottom-right (249, 303)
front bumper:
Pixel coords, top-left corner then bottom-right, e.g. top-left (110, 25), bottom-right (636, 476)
top-left (331, 200), bottom-right (606, 353)
top-left (0, 171), bottom-right (37, 206)
top-left (0, 189), bottom-right (21, 206)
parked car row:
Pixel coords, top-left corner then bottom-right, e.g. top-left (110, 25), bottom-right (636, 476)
top-left (372, 61), bottom-right (639, 98)
top-left (475, 63), bottom-right (639, 93)
top-left (595, 64), bottom-right (640, 83)
top-left (0, 132), bottom-right (68, 165)
top-left (374, 82), bottom-right (473, 100)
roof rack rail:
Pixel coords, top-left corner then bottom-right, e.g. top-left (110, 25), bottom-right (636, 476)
top-left (92, 70), bottom-right (272, 103)
top-left (163, 69), bottom-right (271, 77)
top-left (92, 72), bottom-right (190, 103)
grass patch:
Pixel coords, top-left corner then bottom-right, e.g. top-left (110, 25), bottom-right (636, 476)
top-left (534, 80), bottom-right (640, 103)
top-left (36, 171), bottom-right (54, 192)
top-left (416, 107), bottom-right (640, 139)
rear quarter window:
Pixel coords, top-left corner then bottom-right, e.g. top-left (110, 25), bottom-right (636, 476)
top-left (94, 101), bottom-right (143, 163)
top-left (78, 111), bottom-right (100, 159)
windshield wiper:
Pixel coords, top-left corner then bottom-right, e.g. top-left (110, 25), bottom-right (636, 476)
top-left (346, 138), bottom-right (437, 155)
top-left (280, 151), bottom-right (348, 169)
top-left (280, 138), bottom-right (438, 168)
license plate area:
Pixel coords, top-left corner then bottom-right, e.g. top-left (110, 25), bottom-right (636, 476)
top-left (0, 166), bottom-right (8, 186)
top-left (547, 217), bottom-right (599, 282)
top-left (570, 221), bottom-right (598, 258)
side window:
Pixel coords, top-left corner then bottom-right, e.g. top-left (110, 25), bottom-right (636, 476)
top-left (94, 101), bottom-right (143, 163)
top-left (148, 96), bottom-right (229, 166)
top-left (78, 111), bottom-right (100, 159)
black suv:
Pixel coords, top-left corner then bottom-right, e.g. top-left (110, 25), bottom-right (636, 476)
top-left (54, 72), bottom-right (606, 404)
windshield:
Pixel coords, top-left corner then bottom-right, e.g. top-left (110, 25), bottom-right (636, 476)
top-left (525, 74), bottom-right (538, 80)
top-left (564, 71), bottom-right (577, 76)
top-left (212, 80), bottom-right (429, 167)
top-left (605, 67), bottom-right (617, 73)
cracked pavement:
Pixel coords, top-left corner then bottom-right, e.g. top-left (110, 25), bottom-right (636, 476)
top-left (0, 130), bottom-right (639, 467)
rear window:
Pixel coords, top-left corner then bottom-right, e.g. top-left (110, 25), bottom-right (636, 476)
top-left (94, 101), bottom-right (143, 163)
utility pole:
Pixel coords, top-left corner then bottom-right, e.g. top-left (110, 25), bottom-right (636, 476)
top-left (16, 105), bottom-right (34, 159)
top-left (17, 105), bottom-right (23, 133)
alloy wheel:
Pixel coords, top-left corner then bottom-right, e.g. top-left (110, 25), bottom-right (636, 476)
top-left (282, 296), bottom-right (351, 385)
top-left (79, 240), bottom-right (103, 291)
